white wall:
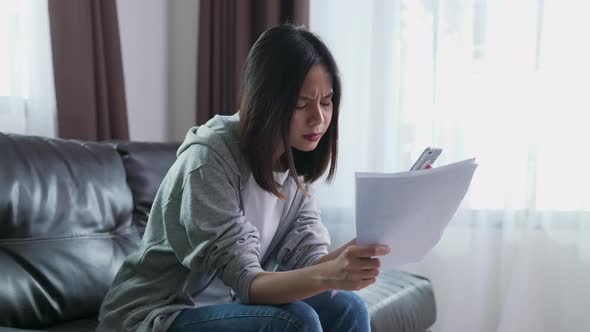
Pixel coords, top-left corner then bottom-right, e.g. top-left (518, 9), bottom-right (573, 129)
top-left (166, 0), bottom-right (199, 142)
top-left (117, 0), bottom-right (167, 141)
top-left (117, 0), bottom-right (198, 142)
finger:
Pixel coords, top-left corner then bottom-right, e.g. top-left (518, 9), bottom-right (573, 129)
top-left (340, 276), bottom-right (377, 291)
top-left (354, 257), bottom-right (381, 270)
top-left (348, 245), bottom-right (390, 258)
top-left (346, 268), bottom-right (380, 281)
top-left (356, 278), bottom-right (377, 290)
top-left (360, 269), bottom-right (380, 279)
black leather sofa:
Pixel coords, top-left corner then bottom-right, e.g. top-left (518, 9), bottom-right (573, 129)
top-left (0, 132), bottom-right (436, 331)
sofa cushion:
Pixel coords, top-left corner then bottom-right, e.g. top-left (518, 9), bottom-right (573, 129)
top-left (0, 317), bottom-right (97, 332)
top-left (0, 270), bottom-right (436, 332)
top-left (356, 270), bottom-right (437, 331)
top-left (0, 133), bottom-right (139, 329)
top-left (114, 142), bottom-right (179, 236)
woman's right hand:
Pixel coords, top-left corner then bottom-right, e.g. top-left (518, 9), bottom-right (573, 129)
top-left (249, 244), bottom-right (390, 304)
top-left (320, 244), bottom-right (390, 291)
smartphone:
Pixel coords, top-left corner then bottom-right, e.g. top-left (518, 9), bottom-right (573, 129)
top-left (410, 147), bottom-right (442, 171)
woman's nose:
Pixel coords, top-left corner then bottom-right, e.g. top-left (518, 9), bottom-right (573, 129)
top-left (308, 103), bottom-right (325, 126)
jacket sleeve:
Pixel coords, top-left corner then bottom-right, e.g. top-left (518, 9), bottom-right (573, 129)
top-left (176, 155), bottom-right (263, 304)
top-left (276, 183), bottom-right (331, 271)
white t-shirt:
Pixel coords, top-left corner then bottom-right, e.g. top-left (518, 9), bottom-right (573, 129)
top-left (191, 170), bottom-right (291, 307)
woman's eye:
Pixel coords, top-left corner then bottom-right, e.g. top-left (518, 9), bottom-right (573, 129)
top-left (320, 101), bottom-right (332, 106)
top-left (296, 104), bottom-right (307, 109)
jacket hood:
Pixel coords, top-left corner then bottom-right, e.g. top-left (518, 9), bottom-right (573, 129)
top-left (177, 113), bottom-right (250, 185)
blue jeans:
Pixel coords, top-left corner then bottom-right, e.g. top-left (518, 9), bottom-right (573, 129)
top-left (168, 291), bottom-right (370, 332)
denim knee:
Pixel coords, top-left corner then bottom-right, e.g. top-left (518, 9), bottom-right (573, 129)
top-left (280, 301), bottom-right (322, 332)
top-left (333, 291), bottom-right (369, 315)
top-left (329, 291), bottom-right (371, 331)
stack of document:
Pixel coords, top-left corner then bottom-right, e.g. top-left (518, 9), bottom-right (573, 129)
top-left (355, 158), bottom-right (478, 268)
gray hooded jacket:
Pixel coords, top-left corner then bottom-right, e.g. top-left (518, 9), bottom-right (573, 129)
top-left (97, 114), bottom-right (330, 331)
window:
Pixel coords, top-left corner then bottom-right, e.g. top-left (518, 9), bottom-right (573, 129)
top-left (397, 0), bottom-right (589, 211)
top-left (0, 0), bottom-right (56, 137)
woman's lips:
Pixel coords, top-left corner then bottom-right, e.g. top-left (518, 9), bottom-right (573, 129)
top-left (303, 133), bottom-right (322, 142)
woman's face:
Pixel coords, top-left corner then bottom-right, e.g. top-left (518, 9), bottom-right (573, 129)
top-left (289, 65), bottom-right (334, 152)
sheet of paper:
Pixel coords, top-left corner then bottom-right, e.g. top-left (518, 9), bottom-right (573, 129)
top-left (355, 159), bottom-right (477, 268)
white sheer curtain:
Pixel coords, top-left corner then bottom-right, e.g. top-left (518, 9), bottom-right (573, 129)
top-left (311, 0), bottom-right (590, 331)
top-left (0, 0), bottom-right (56, 137)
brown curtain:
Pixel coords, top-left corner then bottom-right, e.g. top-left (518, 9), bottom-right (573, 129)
top-left (48, 0), bottom-right (129, 140)
top-left (197, 0), bottom-right (309, 125)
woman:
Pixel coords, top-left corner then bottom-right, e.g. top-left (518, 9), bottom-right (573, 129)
top-left (98, 24), bottom-right (389, 332)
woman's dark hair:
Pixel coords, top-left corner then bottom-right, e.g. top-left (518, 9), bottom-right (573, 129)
top-left (239, 24), bottom-right (341, 198)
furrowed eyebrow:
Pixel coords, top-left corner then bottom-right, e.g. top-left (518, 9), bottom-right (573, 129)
top-left (298, 92), bottom-right (334, 101)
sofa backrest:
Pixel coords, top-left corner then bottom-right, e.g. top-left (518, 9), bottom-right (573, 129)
top-left (114, 142), bottom-right (180, 238)
top-left (0, 133), bottom-right (139, 328)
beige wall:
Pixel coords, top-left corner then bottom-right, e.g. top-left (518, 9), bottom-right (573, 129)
top-left (117, 0), bottom-right (199, 142)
